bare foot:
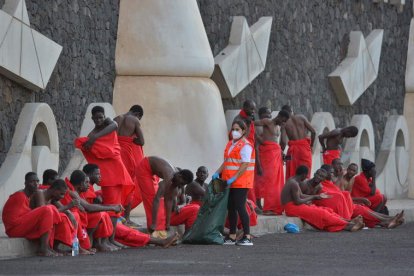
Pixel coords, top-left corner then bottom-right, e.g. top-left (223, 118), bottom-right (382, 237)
top-left (396, 210), bottom-right (405, 225)
top-left (79, 247), bottom-right (95, 255)
top-left (350, 221), bottom-right (365, 232)
top-left (163, 232), bottom-right (179, 248)
top-left (103, 239), bottom-right (120, 251)
top-left (350, 215), bottom-right (363, 224)
top-left (37, 248), bottom-right (60, 257)
top-left (386, 215), bottom-right (400, 229)
top-left (110, 239), bottom-right (127, 249)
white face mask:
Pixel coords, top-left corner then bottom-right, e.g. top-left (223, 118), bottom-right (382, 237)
top-left (232, 130), bottom-right (242, 140)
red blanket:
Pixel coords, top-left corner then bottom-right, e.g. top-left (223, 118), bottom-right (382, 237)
top-left (351, 173), bottom-right (385, 210)
top-left (285, 138), bottom-right (312, 180)
top-left (254, 141), bottom-right (284, 214)
top-left (136, 157), bottom-right (165, 230)
top-left (118, 135), bottom-right (144, 209)
top-left (284, 201), bottom-right (347, 232)
top-left (75, 132), bottom-right (134, 207)
top-left (314, 180), bottom-right (353, 220)
top-left (170, 204), bottom-right (200, 231)
top-left (115, 223), bottom-right (150, 247)
top-left (322, 149), bottom-right (341, 165)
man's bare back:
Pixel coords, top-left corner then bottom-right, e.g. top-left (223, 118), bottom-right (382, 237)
top-left (284, 114), bottom-right (313, 141)
top-left (148, 156), bottom-right (177, 181)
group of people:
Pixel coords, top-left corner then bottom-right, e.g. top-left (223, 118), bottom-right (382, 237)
top-left (1, 100), bottom-right (404, 256)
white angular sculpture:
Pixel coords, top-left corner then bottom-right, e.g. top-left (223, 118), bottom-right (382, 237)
top-left (342, 115), bottom-right (376, 167)
top-left (0, 0), bottom-right (62, 91)
top-left (225, 109), bottom-right (241, 131)
top-left (310, 112), bottom-right (336, 174)
top-left (62, 103), bottom-right (117, 178)
top-left (212, 16), bottom-right (273, 99)
top-left (0, 103), bottom-right (59, 212)
top-left (376, 116), bottom-right (410, 199)
top-left (328, 30), bottom-right (384, 106)
top-left (113, 0), bottom-right (228, 173)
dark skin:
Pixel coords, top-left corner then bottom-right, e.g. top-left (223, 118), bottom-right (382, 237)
top-left (362, 167), bottom-right (387, 212)
top-left (148, 156), bottom-right (190, 232)
top-left (342, 164), bottom-right (358, 192)
top-left (185, 167), bottom-right (209, 202)
top-left (233, 100), bottom-right (257, 139)
top-left (20, 174), bottom-right (59, 257)
top-left (318, 127), bottom-right (358, 152)
top-left (84, 168), bottom-right (103, 204)
top-left (83, 111), bottom-right (118, 150)
top-left (280, 112), bottom-right (316, 151)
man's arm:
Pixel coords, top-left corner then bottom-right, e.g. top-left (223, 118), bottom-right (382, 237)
top-left (291, 183), bottom-right (326, 205)
top-left (84, 118), bottom-right (118, 150)
top-left (150, 181), bottom-right (166, 231)
top-left (301, 116), bottom-right (316, 148)
top-left (318, 129), bottom-right (340, 152)
top-left (164, 193), bottom-right (174, 230)
top-left (79, 196), bottom-right (123, 213)
top-left (369, 176), bottom-right (377, 196)
top-left (133, 119), bottom-right (145, 146)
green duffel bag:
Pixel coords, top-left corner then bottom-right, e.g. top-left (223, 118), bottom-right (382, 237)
top-left (182, 178), bottom-right (229, 245)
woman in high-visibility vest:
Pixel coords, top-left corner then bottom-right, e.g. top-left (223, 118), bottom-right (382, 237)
top-left (213, 120), bottom-right (255, 246)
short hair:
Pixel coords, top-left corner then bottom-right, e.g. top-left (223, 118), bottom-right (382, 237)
top-left (348, 163), bottom-right (358, 169)
top-left (42, 169), bottom-right (58, 184)
top-left (344, 126), bottom-right (358, 137)
top-left (281, 105), bottom-right (292, 113)
top-left (332, 158), bottom-right (342, 166)
top-left (83, 164), bottom-right (99, 175)
top-left (243, 100), bottom-right (255, 109)
top-left (129, 105), bottom-right (144, 117)
top-left (91, 106), bottom-right (105, 116)
top-left (197, 166), bottom-right (208, 173)
top-left (278, 110), bottom-right (290, 120)
top-left (70, 170), bottom-right (86, 186)
top-left (258, 107), bottom-right (270, 116)
top-left (50, 179), bottom-right (68, 191)
top-left (25, 172), bottom-right (37, 181)
top-left (232, 120), bottom-right (247, 132)
top-left (320, 164), bottom-right (332, 172)
top-left (295, 165), bottom-right (309, 176)
top-left (179, 169), bottom-right (194, 184)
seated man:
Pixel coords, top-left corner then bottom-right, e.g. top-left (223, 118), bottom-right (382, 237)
top-left (281, 166), bottom-right (364, 232)
top-left (185, 166), bottom-right (209, 206)
top-left (75, 105), bottom-right (135, 244)
top-left (351, 159), bottom-right (388, 214)
top-left (136, 156), bottom-right (199, 233)
top-left (342, 163), bottom-right (358, 192)
top-left (318, 126), bottom-right (358, 165)
top-left (2, 172), bottom-right (64, 257)
top-left (39, 169), bottom-right (58, 189)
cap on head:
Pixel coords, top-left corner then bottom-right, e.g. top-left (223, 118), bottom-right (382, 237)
top-left (361, 159), bottom-right (375, 172)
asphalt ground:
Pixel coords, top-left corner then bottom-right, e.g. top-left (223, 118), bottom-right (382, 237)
top-left (1, 223), bottom-right (414, 275)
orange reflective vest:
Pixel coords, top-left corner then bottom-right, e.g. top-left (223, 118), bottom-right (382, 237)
top-left (222, 138), bottom-right (255, 189)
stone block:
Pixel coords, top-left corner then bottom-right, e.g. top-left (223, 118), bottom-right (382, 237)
top-left (310, 112), bottom-right (336, 174)
top-left (212, 16), bottom-right (272, 99)
top-left (403, 94), bottom-right (414, 198)
top-left (115, 0), bottom-right (214, 77)
top-left (61, 103), bottom-right (117, 178)
top-left (342, 115), bottom-right (375, 167)
top-left (376, 116), bottom-right (410, 199)
top-left (112, 76), bottom-right (228, 173)
top-left (405, 19), bottom-right (414, 93)
top-left (328, 30), bottom-right (383, 106)
top-left (0, 103), bottom-right (59, 213)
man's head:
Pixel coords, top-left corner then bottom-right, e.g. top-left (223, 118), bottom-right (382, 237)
top-left (173, 169), bottom-right (194, 187)
top-left (275, 110), bottom-right (290, 125)
top-left (242, 100), bottom-right (256, 118)
top-left (341, 126), bottom-right (358, 138)
top-left (320, 164), bottom-right (334, 180)
top-left (48, 179), bottom-right (68, 201)
top-left (281, 105), bottom-right (293, 115)
top-left (42, 169), bottom-right (58, 185)
top-left (331, 158), bottom-right (343, 174)
top-left (346, 163), bottom-right (358, 178)
top-left (295, 165), bottom-right (309, 181)
top-left (25, 172), bottom-right (39, 194)
top-left (196, 166), bottom-right (208, 183)
top-left (70, 170), bottom-right (89, 192)
top-left (258, 107), bottom-right (271, 120)
top-left (129, 105), bottom-right (144, 120)
top-left (82, 164), bottom-right (101, 185)
top-left (361, 159), bottom-right (376, 177)
top-left (314, 169), bottom-right (328, 184)
top-left (91, 106), bottom-right (105, 127)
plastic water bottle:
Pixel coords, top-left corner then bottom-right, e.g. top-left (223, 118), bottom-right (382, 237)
top-left (72, 236), bottom-right (79, 256)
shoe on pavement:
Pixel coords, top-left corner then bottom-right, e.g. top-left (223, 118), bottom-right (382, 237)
top-left (223, 237), bottom-right (236, 245)
top-left (236, 237), bottom-right (253, 246)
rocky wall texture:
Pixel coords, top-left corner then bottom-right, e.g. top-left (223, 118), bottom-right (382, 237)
top-left (197, 0), bottom-right (412, 149)
top-left (0, 0), bottom-right (119, 172)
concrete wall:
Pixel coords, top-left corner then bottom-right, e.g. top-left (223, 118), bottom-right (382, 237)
top-left (0, 0), bottom-right (119, 172)
top-left (197, 0), bottom-right (412, 149)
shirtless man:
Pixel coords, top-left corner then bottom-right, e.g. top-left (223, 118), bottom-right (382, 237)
top-left (185, 166), bottom-right (209, 206)
top-left (40, 169), bottom-right (58, 188)
top-left (281, 166), bottom-right (364, 232)
top-left (114, 105), bottom-right (145, 226)
top-left (342, 163), bottom-right (358, 192)
top-left (318, 126), bottom-right (358, 165)
top-left (253, 110), bottom-right (290, 215)
top-left (280, 105), bottom-right (316, 179)
top-left (136, 156), bottom-right (198, 233)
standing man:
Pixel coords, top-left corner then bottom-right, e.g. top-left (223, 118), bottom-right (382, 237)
top-left (318, 126), bottom-right (358, 165)
top-left (75, 106), bottom-right (135, 245)
top-left (253, 110), bottom-right (290, 215)
top-left (281, 105), bottom-right (316, 180)
top-left (231, 100), bottom-right (257, 203)
top-left (114, 105), bottom-right (145, 226)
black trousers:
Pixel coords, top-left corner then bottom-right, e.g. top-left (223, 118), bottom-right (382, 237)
top-left (227, 188), bottom-right (250, 235)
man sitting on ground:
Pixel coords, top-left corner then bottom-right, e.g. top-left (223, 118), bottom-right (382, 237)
top-left (185, 166), bottom-right (209, 206)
